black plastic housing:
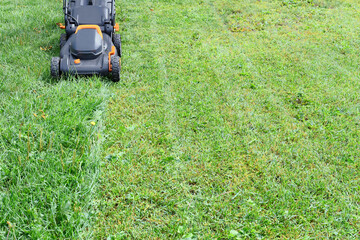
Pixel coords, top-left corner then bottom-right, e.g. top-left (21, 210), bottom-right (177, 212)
top-left (54, 0), bottom-right (120, 77)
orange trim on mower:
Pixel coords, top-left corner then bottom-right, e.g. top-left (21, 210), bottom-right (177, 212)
top-left (114, 23), bottom-right (119, 32)
top-left (108, 46), bottom-right (116, 72)
top-left (75, 25), bottom-right (103, 39)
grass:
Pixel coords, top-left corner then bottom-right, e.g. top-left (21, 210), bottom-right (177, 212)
top-left (0, 0), bottom-right (110, 238)
top-left (1, 0), bottom-right (360, 239)
top-left (97, 0), bottom-right (360, 239)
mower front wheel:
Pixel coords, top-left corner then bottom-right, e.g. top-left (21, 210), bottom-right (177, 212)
top-left (113, 34), bottom-right (122, 57)
top-left (110, 55), bottom-right (121, 82)
top-left (51, 57), bottom-right (61, 79)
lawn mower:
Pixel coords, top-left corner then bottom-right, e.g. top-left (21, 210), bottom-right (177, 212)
top-left (51, 0), bottom-right (122, 82)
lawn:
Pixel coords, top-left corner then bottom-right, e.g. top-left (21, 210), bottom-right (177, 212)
top-left (1, 0), bottom-right (359, 239)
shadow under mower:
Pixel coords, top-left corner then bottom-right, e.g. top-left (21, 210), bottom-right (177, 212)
top-left (51, 0), bottom-right (122, 82)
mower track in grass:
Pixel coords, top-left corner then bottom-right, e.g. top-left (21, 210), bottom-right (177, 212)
top-left (97, 0), bottom-right (360, 239)
top-left (0, 0), bottom-right (110, 238)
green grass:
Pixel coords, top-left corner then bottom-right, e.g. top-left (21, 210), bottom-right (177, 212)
top-left (1, 0), bottom-right (360, 239)
top-left (0, 0), bottom-right (110, 238)
top-left (97, 0), bottom-right (360, 239)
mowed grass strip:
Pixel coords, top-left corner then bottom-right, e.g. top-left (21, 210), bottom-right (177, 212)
top-left (98, 0), bottom-right (360, 239)
top-left (0, 0), bottom-right (109, 238)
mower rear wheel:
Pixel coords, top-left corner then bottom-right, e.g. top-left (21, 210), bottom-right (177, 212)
top-left (51, 57), bottom-right (61, 79)
top-left (113, 34), bottom-right (122, 57)
top-left (60, 34), bottom-right (67, 49)
top-left (110, 55), bottom-right (121, 82)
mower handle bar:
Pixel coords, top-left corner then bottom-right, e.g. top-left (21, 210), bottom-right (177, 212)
top-left (63, 0), bottom-right (115, 17)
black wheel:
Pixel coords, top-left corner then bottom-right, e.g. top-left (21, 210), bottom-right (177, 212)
top-left (60, 34), bottom-right (67, 49)
top-left (51, 57), bottom-right (61, 78)
top-left (110, 55), bottom-right (121, 82)
top-left (113, 34), bottom-right (122, 57)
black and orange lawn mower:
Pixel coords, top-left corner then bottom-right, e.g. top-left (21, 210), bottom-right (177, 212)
top-left (51, 0), bottom-right (122, 82)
